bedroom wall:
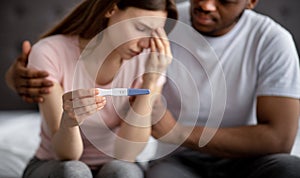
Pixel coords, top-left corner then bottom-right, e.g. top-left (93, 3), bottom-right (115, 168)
top-left (0, 0), bottom-right (299, 110)
top-left (0, 0), bottom-right (81, 110)
top-left (255, 0), bottom-right (300, 53)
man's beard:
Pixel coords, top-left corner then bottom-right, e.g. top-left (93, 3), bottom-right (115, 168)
top-left (189, 9), bottom-right (245, 37)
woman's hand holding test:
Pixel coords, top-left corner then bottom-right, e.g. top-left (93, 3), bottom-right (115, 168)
top-left (62, 88), bottom-right (106, 126)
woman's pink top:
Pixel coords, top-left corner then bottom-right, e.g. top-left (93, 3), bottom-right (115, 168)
top-left (28, 34), bottom-right (164, 167)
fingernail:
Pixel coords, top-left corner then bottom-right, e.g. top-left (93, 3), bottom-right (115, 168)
top-left (39, 98), bottom-right (44, 103)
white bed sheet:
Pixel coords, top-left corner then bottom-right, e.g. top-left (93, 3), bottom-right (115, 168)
top-left (0, 111), bottom-right (40, 178)
top-left (0, 111), bottom-right (299, 178)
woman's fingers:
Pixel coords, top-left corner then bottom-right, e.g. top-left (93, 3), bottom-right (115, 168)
top-left (150, 38), bottom-right (156, 53)
top-left (158, 28), bottom-right (172, 60)
top-left (151, 28), bottom-right (172, 62)
top-left (64, 95), bottom-right (106, 110)
top-left (152, 30), bottom-right (165, 54)
top-left (63, 88), bottom-right (98, 101)
top-left (145, 27), bottom-right (172, 82)
top-left (68, 102), bottom-right (103, 116)
top-left (149, 30), bottom-right (168, 64)
top-left (155, 28), bottom-right (172, 63)
top-left (62, 88), bottom-right (106, 124)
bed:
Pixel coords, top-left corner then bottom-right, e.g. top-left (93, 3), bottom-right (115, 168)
top-left (0, 111), bottom-right (40, 178)
top-left (0, 111), bottom-right (299, 178)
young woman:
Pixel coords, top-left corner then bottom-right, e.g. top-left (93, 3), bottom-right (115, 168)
top-left (22, 0), bottom-right (177, 178)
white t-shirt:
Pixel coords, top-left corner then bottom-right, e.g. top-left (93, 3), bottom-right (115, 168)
top-left (164, 1), bottom-right (300, 128)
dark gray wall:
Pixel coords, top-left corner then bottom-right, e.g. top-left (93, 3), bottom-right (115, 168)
top-left (0, 0), bottom-right (299, 110)
top-left (255, 0), bottom-right (300, 53)
top-left (0, 0), bottom-right (80, 110)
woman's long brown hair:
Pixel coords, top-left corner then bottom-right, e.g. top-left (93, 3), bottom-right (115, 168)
top-left (41, 0), bottom-right (178, 39)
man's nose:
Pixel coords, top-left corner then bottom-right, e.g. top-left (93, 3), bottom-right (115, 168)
top-left (198, 0), bottom-right (217, 12)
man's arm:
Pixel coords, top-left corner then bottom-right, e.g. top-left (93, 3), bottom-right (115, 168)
top-left (152, 96), bottom-right (300, 157)
top-left (5, 41), bottom-right (53, 103)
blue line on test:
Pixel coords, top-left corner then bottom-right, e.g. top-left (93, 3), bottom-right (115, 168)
top-left (127, 89), bottom-right (150, 96)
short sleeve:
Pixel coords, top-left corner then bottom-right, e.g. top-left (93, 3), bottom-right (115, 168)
top-left (256, 28), bottom-right (300, 99)
top-left (28, 39), bottom-right (63, 84)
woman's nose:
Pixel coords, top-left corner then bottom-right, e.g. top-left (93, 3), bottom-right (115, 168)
top-left (138, 37), bottom-right (150, 49)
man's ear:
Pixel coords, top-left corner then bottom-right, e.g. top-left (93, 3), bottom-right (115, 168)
top-left (246, 0), bottom-right (259, 9)
top-left (105, 4), bottom-right (118, 18)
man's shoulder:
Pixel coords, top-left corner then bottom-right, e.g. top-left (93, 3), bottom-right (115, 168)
top-left (243, 10), bottom-right (291, 38)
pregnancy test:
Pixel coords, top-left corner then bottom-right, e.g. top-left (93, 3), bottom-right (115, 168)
top-left (97, 88), bottom-right (150, 96)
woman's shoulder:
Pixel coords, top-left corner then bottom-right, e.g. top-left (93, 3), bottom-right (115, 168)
top-left (32, 35), bottom-right (79, 52)
top-left (29, 35), bottom-right (80, 68)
